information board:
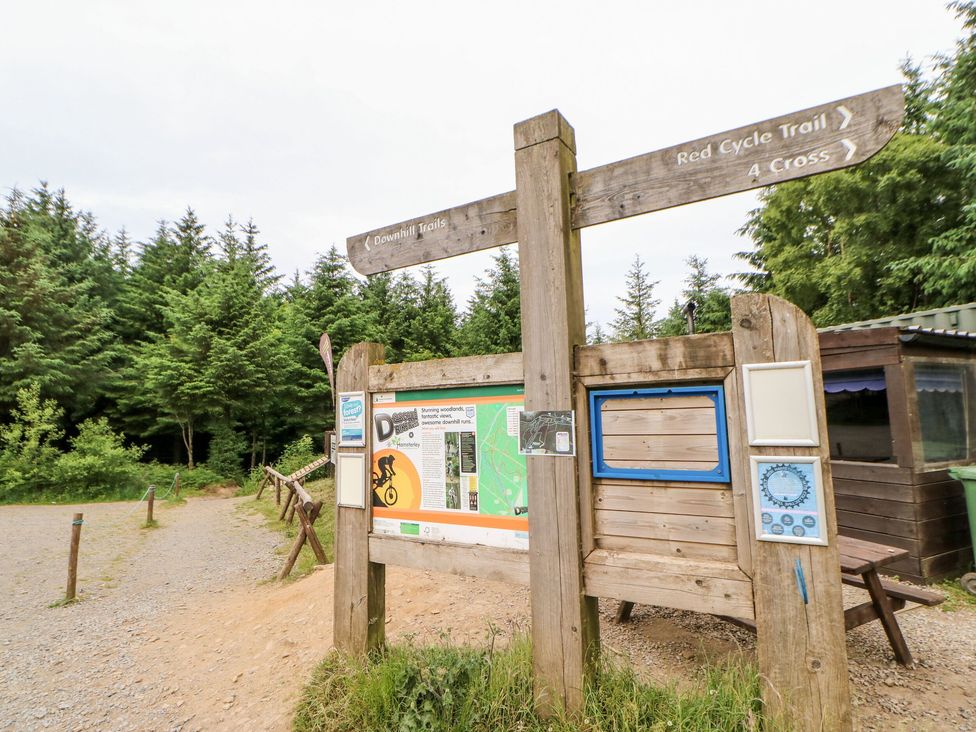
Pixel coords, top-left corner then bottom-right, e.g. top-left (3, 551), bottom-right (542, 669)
top-left (370, 384), bottom-right (528, 549)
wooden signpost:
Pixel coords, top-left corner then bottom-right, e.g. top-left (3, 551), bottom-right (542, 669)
top-left (338, 86), bottom-right (904, 729)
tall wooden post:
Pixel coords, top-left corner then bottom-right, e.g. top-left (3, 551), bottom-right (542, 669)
top-left (65, 513), bottom-right (83, 601)
top-left (146, 485), bottom-right (155, 524)
top-left (514, 110), bottom-right (599, 715)
top-left (731, 294), bottom-right (852, 731)
top-left (333, 342), bottom-right (387, 655)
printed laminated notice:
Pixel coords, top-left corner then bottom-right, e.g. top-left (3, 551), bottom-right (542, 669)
top-left (370, 385), bottom-right (528, 550)
top-left (338, 391), bottom-right (366, 447)
top-left (518, 410), bottom-right (576, 456)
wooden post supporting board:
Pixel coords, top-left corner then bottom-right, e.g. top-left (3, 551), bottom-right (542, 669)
top-left (333, 342), bottom-right (387, 655)
top-left (731, 294), bottom-right (851, 731)
top-left (65, 512), bottom-right (83, 601)
top-left (514, 110), bottom-right (599, 715)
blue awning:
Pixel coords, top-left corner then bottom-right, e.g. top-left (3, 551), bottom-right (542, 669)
top-left (824, 371), bottom-right (886, 393)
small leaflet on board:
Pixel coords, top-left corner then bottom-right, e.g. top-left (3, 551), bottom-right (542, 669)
top-left (518, 410), bottom-right (576, 456)
top-left (338, 391), bottom-right (366, 447)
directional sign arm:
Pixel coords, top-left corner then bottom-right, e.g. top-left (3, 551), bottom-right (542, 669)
top-left (347, 190), bottom-right (517, 276)
top-left (571, 85), bottom-right (903, 229)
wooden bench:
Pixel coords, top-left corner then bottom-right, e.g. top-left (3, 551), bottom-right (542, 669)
top-left (614, 535), bottom-right (944, 667)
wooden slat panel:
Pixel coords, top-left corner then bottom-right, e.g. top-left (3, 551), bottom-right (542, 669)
top-left (593, 482), bottom-right (734, 518)
top-left (369, 352), bottom-right (522, 391)
top-left (583, 554), bottom-right (755, 619)
top-left (839, 527), bottom-right (917, 554)
top-left (595, 535), bottom-right (738, 562)
top-left (601, 434), bottom-right (719, 462)
top-left (915, 479), bottom-right (965, 502)
top-left (919, 526), bottom-right (972, 557)
top-left (586, 548), bottom-right (750, 580)
top-left (818, 328), bottom-right (901, 351)
top-left (819, 348), bottom-right (900, 371)
top-left (595, 509), bottom-right (736, 546)
top-left (920, 546), bottom-right (973, 577)
top-left (576, 333), bottom-right (734, 377)
top-left (916, 494), bottom-right (967, 521)
top-left (368, 535), bottom-right (530, 584)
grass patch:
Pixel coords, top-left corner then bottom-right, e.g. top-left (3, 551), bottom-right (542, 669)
top-left (293, 634), bottom-right (782, 732)
top-left (141, 518), bottom-right (160, 529)
top-left (937, 578), bottom-right (976, 611)
top-left (245, 476), bottom-right (336, 580)
top-left (48, 596), bottom-right (82, 608)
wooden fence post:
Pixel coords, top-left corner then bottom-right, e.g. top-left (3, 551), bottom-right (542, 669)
top-left (174, 473), bottom-right (181, 499)
top-left (146, 485), bottom-right (155, 524)
top-left (333, 342), bottom-right (386, 655)
top-left (65, 513), bottom-right (83, 601)
top-left (514, 110), bottom-right (599, 715)
top-left (731, 294), bottom-right (852, 730)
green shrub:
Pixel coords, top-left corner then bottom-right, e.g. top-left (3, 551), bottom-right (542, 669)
top-left (274, 434), bottom-right (323, 477)
top-left (53, 418), bottom-right (146, 499)
top-left (0, 383), bottom-right (63, 501)
top-left (293, 635), bottom-right (777, 732)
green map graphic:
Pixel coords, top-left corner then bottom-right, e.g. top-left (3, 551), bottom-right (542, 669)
top-left (476, 402), bottom-right (527, 517)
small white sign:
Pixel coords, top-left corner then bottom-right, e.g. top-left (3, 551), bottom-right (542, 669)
top-left (337, 453), bottom-right (366, 509)
top-left (338, 391), bottom-right (367, 447)
top-left (742, 361), bottom-right (820, 447)
top-left (372, 392), bottom-right (395, 404)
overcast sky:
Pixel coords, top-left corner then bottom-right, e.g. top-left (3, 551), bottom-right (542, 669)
top-left (0, 1), bottom-right (965, 328)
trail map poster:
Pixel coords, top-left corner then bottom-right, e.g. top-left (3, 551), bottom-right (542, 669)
top-left (370, 385), bottom-right (528, 549)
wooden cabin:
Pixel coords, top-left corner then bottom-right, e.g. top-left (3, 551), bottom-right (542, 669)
top-left (819, 303), bottom-right (976, 583)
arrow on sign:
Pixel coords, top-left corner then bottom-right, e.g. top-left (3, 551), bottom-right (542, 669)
top-left (836, 105), bottom-right (853, 130)
top-left (347, 85), bottom-right (903, 276)
top-left (841, 138), bottom-right (857, 161)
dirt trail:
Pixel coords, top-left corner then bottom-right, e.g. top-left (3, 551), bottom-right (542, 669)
top-left (1, 496), bottom-right (973, 731)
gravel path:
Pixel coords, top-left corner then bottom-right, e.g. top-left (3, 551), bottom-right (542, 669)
top-left (0, 497), bottom-right (280, 732)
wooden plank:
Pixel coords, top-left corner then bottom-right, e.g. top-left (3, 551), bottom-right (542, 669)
top-left (347, 190), bottom-right (518, 276)
top-left (600, 407), bottom-right (717, 435)
top-left (594, 534), bottom-right (738, 562)
top-left (723, 368), bottom-right (754, 578)
top-left (369, 352), bottom-right (523, 392)
top-left (514, 110), bottom-right (596, 716)
top-left (839, 527), bottom-right (917, 554)
top-left (834, 493), bottom-right (915, 521)
top-left (593, 482), bottom-right (733, 518)
top-left (601, 433), bottom-right (719, 462)
top-left (883, 364), bottom-right (914, 469)
top-left (731, 294), bottom-right (852, 731)
top-left (575, 380), bottom-right (596, 555)
top-left (819, 348), bottom-right (900, 372)
top-left (919, 526), bottom-right (972, 557)
top-left (841, 573), bottom-right (944, 606)
top-left (916, 494), bottom-right (968, 521)
top-left (602, 458), bottom-right (718, 471)
top-left (585, 547), bottom-right (751, 581)
top-left (837, 535), bottom-right (909, 568)
top-left (573, 86), bottom-right (903, 230)
top-left (333, 342), bottom-right (387, 656)
top-left (583, 559), bottom-right (755, 619)
top-left (830, 461), bottom-right (914, 485)
top-left (836, 510), bottom-right (917, 540)
top-left (577, 367), bottom-right (733, 388)
top-left (595, 509), bottom-right (736, 546)
top-left (919, 547), bottom-right (973, 578)
top-left (818, 328), bottom-right (901, 351)
top-left (831, 475), bottom-right (915, 502)
top-left (367, 535), bottom-right (530, 584)
top-left (600, 396), bottom-right (715, 412)
top-left (576, 333), bottom-right (734, 376)
top-left (915, 479), bottom-right (965, 502)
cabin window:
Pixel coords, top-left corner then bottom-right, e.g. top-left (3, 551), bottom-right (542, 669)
top-left (913, 362), bottom-right (974, 464)
top-left (823, 369), bottom-right (894, 463)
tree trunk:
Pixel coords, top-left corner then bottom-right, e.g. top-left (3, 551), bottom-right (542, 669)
top-left (180, 417), bottom-right (195, 470)
top-left (250, 430), bottom-right (258, 470)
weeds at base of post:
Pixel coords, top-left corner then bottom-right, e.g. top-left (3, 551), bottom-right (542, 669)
top-left (48, 596), bottom-right (82, 609)
top-left (141, 518), bottom-right (159, 529)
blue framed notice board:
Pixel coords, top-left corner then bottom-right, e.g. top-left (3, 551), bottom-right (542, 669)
top-left (589, 386), bottom-right (731, 483)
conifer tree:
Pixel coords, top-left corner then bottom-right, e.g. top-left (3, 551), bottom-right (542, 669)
top-left (611, 254), bottom-right (660, 341)
top-left (657, 256), bottom-right (732, 336)
top-left (456, 247), bottom-right (522, 355)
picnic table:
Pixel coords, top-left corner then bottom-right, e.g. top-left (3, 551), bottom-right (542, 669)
top-left (614, 535), bottom-right (944, 667)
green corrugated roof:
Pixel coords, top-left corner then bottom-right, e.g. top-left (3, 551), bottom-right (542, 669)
top-left (821, 302), bottom-right (976, 335)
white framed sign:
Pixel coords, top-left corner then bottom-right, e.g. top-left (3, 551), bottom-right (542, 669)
top-left (338, 391), bottom-right (367, 447)
top-left (742, 360), bottom-right (819, 447)
top-left (750, 455), bottom-right (828, 546)
top-left (336, 453), bottom-right (367, 509)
